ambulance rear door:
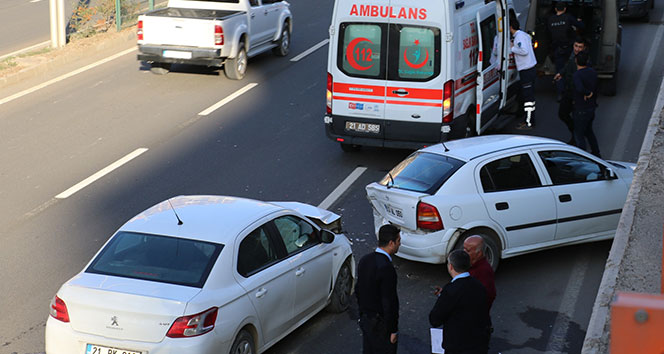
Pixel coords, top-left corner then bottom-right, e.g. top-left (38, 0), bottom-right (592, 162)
top-left (330, 0), bottom-right (388, 139)
top-left (475, 2), bottom-right (501, 134)
top-left (498, 0), bottom-right (515, 109)
top-left (383, 0), bottom-right (445, 143)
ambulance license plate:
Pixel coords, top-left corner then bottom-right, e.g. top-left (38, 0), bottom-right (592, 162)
top-left (345, 121), bottom-right (380, 134)
top-left (86, 343), bottom-right (142, 354)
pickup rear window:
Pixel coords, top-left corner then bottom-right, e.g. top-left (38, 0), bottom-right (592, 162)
top-left (86, 232), bottom-right (223, 288)
top-left (337, 22), bottom-right (441, 82)
top-left (379, 152), bottom-right (464, 194)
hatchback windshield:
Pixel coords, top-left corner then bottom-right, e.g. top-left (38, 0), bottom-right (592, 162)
top-left (379, 152), bottom-right (464, 194)
top-left (87, 232), bottom-right (223, 288)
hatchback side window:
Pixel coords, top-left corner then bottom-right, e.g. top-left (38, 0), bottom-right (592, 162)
top-left (480, 153), bottom-right (541, 192)
top-left (273, 215), bottom-right (320, 255)
top-left (237, 226), bottom-right (279, 277)
top-left (538, 150), bottom-right (608, 184)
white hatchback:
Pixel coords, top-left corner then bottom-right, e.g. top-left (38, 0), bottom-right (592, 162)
top-left (366, 135), bottom-right (635, 269)
top-left (46, 196), bottom-right (355, 354)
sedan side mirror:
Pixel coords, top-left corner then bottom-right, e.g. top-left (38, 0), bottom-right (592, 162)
top-left (321, 229), bottom-right (335, 244)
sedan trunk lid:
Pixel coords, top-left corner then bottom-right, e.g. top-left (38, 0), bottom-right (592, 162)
top-left (59, 273), bottom-right (200, 342)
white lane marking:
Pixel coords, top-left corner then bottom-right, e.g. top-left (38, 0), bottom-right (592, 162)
top-left (30, 0), bottom-right (43, 2)
top-left (0, 47), bottom-right (137, 107)
top-left (318, 167), bottom-right (367, 210)
top-left (198, 83), bottom-right (258, 116)
top-left (0, 40), bottom-right (50, 61)
top-left (290, 39), bottom-right (329, 62)
top-left (611, 23), bottom-right (664, 160)
top-left (545, 257), bottom-right (590, 353)
top-left (55, 148), bottom-right (148, 199)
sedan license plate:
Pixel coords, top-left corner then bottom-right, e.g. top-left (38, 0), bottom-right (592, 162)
top-left (345, 121), bottom-right (380, 134)
top-left (383, 203), bottom-right (403, 219)
top-left (163, 50), bottom-right (192, 59)
top-left (86, 343), bottom-right (142, 354)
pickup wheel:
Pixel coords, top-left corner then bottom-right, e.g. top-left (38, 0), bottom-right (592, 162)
top-left (149, 63), bottom-right (171, 75)
top-left (224, 43), bottom-right (247, 80)
top-left (272, 24), bottom-right (290, 57)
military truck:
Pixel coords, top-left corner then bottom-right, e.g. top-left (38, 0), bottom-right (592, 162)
top-left (525, 0), bottom-right (621, 95)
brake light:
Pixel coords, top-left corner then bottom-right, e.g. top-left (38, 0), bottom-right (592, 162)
top-left (137, 20), bottom-right (143, 41)
top-left (327, 72), bottom-right (333, 114)
top-left (214, 25), bottom-right (224, 46)
top-left (49, 295), bottom-right (70, 323)
top-left (167, 307), bottom-right (218, 338)
top-left (442, 80), bottom-right (454, 123)
top-left (417, 202), bottom-right (444, 230)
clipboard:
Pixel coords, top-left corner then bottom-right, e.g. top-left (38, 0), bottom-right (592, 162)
top-left (430, 328), bottom-right (445, 354)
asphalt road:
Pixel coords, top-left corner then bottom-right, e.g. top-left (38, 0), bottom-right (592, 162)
top-left (1, 0), bottom-right (55, 58)
top-left (0, 0), bottom-right (662, 353)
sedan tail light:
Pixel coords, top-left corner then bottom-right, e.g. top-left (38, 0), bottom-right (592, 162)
top-left (167, 307), bottom-right (218, 338)
top-left (49, 295), bottom-right (70, 323)
top-left (417, 202), bottom-right (444, 230)
top-left (327, 72), bottom-right (333, 114)
top-left (214, 25), bottom-right (224, 46)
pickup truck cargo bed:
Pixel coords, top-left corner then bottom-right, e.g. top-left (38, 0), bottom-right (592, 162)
top-left (144, 7), bottom-right (243, 20)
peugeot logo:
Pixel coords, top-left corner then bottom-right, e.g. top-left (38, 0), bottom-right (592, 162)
top-left (110, 316), bottom-right (119, 326)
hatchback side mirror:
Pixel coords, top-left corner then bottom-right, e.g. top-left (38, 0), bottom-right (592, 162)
top-left (321, 230), bottom-right (335, 244)
top-left (603, 167), bottom-right (617, 179)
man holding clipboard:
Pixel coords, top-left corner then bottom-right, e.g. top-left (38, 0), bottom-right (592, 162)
top-left (429, 250), bottom-right (489, 354)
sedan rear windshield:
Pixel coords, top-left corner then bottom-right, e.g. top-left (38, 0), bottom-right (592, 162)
top-left (86, 232), bottom-right (223, 288)
top-left (379, 152), bottom-right (464, 194)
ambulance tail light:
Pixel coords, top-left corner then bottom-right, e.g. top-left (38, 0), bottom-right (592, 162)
top-left (214, 25), bottom-right (224, 46)
top-left (442, 80), bottom-right (454, 123)
top-left (327, 72), bottom-right (333, 114)
top-left (417, 202), bottom-right (444, 230)
top-left (137, 20), bottom-right (143, 41)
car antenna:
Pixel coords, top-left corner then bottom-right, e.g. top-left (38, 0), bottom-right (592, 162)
top-left (387, 172), bottom-right (395, 189)
top-left (167, 199), bottom-right (183, 225)
top-left (441, 140), bottom-right (450, 152)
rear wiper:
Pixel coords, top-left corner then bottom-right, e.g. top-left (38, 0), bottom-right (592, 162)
top-left (387, 173), bottom-right (395, 189)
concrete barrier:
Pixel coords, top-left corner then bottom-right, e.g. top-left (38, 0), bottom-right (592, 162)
top-left (582, 76), bottom-right (664, 353)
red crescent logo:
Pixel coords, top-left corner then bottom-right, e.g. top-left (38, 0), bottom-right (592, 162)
top-left (346, 37), bottom-right (374, 71)
top-left (403, 48), bottom-right (429, 69)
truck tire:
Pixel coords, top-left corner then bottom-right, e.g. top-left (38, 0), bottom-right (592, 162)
top-left (225, 43), bottom-right (247, 80)
top-left (149, 63), bottom-right (170, 75)
top-left (464, 110), bottom-right (477, 138)
top-left (272, 23), bottom-right (290, 57)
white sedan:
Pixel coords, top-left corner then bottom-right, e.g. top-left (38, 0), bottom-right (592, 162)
top-left (46, 196), bottom-right (355, 354)
top-left (366, 135), bottom-right (635, 270)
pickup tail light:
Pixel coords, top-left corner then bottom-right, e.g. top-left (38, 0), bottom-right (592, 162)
top-left (327, 72), bottom-right (333, 114)
top-left (137, 20), bottom-right (143, 41)
top-left (49, 295), bottom-right (70, 323)
top-left (417, 202), bottom-right (444, 230)
top-left (442, 80), bottom-right (454, 123)
top-left (214, 25), bottom-right (224, 46)
top-left (167, 307), bottom-right (218, 338)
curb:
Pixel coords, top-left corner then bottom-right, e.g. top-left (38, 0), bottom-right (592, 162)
top-left (581, 76), bottom-right (664, 353)
top-left (0, 28), bottom-right (136, 90)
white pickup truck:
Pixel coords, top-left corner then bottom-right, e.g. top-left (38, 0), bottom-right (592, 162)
top-left (137, 0), bottom-right (292, 80)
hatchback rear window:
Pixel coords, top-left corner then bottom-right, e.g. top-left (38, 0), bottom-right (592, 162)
top-left (86, 232), bottom-right (223, 288)
top-left (379, 152), bottom-right (464, 194)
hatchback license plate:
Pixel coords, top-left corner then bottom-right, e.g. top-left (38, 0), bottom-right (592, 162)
top-left (345, 121), bottom-right (380, 134)
top-left (86, 343), bottom-right (142, 354)
top-left (383, 203), bottom-right (403, 219)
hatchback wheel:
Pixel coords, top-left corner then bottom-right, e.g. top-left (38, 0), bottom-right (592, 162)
top-left (327, 262), bottom-right (352, 313)
top-left (230, 330), bottom-right (254, 354)
top-left (456, 231), bottom-right (501, 271)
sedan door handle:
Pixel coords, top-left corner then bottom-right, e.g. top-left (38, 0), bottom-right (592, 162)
top-left (255, 288), bottom-right (268, 298)
top-left (295, 267), bottom-right (305, 276)
top-left (559, 194), bottom-right (572, 203)
top-left (495, 202), bottom-right (509, 210)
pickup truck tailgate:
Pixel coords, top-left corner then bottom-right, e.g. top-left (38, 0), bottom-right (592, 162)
top-left (141, 8), bottom-right (242, 48)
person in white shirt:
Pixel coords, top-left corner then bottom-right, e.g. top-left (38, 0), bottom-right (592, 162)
top-left (509, 18), bottom-right (538, 129)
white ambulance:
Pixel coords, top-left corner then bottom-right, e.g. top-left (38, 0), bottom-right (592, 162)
top-left (324, 0), bottom-right (520, 151)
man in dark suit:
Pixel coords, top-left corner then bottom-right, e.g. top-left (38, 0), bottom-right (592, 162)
top-left (356, 224), bottom-right (401, 354)
top-left (429, 250), bottom-right (489, 354)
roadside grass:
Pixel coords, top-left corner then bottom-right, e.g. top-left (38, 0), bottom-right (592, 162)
top-left (0, 58), bottom-right (18, 71)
